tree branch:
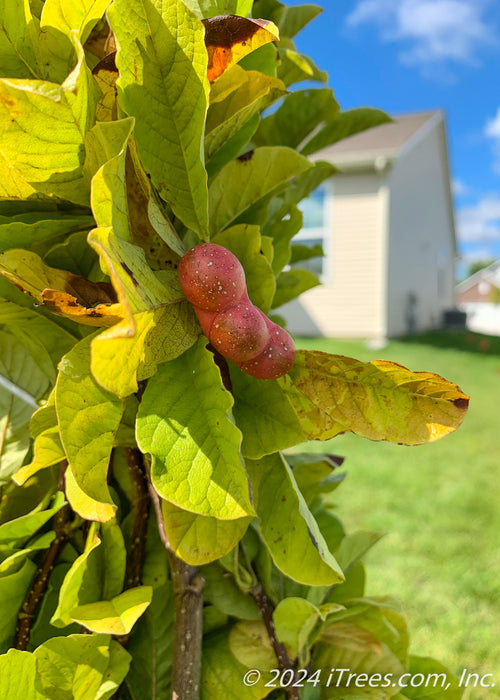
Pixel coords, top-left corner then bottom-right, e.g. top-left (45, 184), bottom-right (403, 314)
top-left (14, 462), bottom-right (72, 651)
top-left (123, 448), bottom-right (150, 589)
top-left (148, 481), bottom-right (204, 700)
top-left (251, 583), bottom-right (299, 700)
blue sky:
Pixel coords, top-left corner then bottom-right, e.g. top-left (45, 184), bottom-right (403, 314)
top-left (286, 0), bottom-right (500, 277)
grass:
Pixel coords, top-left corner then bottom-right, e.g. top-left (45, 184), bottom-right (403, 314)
top-left (292, 331), bottom-right (500, 696)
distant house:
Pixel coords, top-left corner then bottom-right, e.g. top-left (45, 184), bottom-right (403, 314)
top-left (280, 110), bottom-right (457, 338)
top-left (456, 261), bottom-right (500, 335)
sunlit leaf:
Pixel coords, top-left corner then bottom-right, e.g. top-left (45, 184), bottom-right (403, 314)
top-left (229, 620), bottom-right (275, 670)
top-left (162, 499), bottom-right (251, 565)
top-left (208, 146), bottom-right (313, 234)
top-left (0, 0), bottom-right (42, 79)
top-left (279, 350), bottom-right (470, 444)
top-left (203, 15), bottom-right (279, 82)
top-left (253, 0), bottom-right (322, 39)
top-left (246, 453), bottom-right (344, 585)
top-left (0, 649), bottom-right (42, 699)
top-left (183, 0), bottom-right (253, 19)
top-left (71, 586), bottom-right (153, 635)
top-left (55, 335), bottom-right (123, 517)
top-left (108, 0), bottom-right (210, 237)
top-left (136, 339), bottom-right (254, 520)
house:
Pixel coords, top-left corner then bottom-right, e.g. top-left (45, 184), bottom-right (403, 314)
top-left (456, 261), bottom-right (500, 335)
top-left (280, 110), bottom-right (457, 338)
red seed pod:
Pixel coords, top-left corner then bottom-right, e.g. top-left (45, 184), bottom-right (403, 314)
top-left (210, 292), bottom-right (269, 363)
top-left (239, 315), bottom-right (296, 380)
top-left (178, 243), bottom-right (246, 312)
top-left (194, 306), bottom-right (218, 337)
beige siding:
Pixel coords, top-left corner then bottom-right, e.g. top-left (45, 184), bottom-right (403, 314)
top-left (280, 174), bottom-right (386, 337)
top-left (386, 121), bottom-right (456, 336)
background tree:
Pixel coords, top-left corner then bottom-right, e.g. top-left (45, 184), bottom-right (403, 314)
top-left (0, 0), bottom-right (468, 698)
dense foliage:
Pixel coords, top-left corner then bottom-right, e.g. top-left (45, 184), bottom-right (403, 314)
top-left (0, 0), bottom-right (469, 697)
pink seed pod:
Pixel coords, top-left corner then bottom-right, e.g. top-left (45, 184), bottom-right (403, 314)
top-left (239, 314), bottom-right (296, 380)
top-left (178, 242), bottom-right (246, 312)
top-left (210, 292), bottom-right (269, 363)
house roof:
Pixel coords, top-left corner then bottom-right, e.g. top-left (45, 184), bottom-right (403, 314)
top-left (313, 110), bottom-right (442, 169)
top-left (456, 260), bottom-right (500, 291)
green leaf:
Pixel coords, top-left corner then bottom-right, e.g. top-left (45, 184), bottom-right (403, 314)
top-left (0, 495), bottom-right (64, 547)
top-left (126, 514), bottom-right (173, 700)
top-left (0, 330), bottom-right (49, 482)
top-left (238, 42), bottom-right (279, 77)
top-left (325, 562), bottom-right (366, 604)
top-left (246, 453), bottom-right (344, 586)
top-left (51, 529), bottom-right (103, 628)
top-left (162, 499), bottom-right (251, 565)
top-left (108, 0), bottom-right (209, 237)
top-left (206, 66), bottom-right (286, 161)
top-left (56, 334), bottom-right (124, 515)
top-left (253, 1), bottom-right (322, 39)
top-left (100, 519), bottom-right (126, 600)
top-left (0, 649), bottom-right (43, 699)
top-left (71, 586), bottom-right (153, 635)
top-left (230, 366), bottom-right (305, 459)
top-left (290, 241), bottom-right (324, 264)
top-left (229, 620), bottom-right (276, 670)
top-left (273, 597), bottom-right (344, 664)
top-left (202, 563), bottom-right (260, 620)
top-left (206, 113), bottom-right (260, 180)
top-left (277, 45), bottom-right (327, 87)
top-left (0, 0), bottom-right (41, 80)
top-left (0, 211), bottom-right (94, 254)
top-left (64, 464), bottom-right (116, 522)
top-left (13, 424), bottom-right (64, 485)
top-left (33, 633), bottom-right (131, 700)
top-left (301, 108), bottom-right (392, 156)
top-left (136, 339), bottom-right (254, 520)
top-left (0, 557), bottom-right (37, 652)
top-left (208, 146), bottom-right (313, 235)
top-left (88, 226), bottom-right (198, 397)
top-left (39, 0), bottom-right (111, 82)
top-left (268, 206), bottom-right (303, 275)
top-left (278, 350), bottom-right (470, 445)
top-left (183, 0), bottom-right (253, 18)
top-left (254, 88), bottom-right (339, 150)
top-left (0, 40), bottom-right (98, 204)
top-left (213, 224), bottom-right (276, 312)
top-left (272, 268), bottom-right (321, 308)
top-left (44, 230), bottom-right (100, 279)
top-left (400, 656), bottom-right (462, 699)
top-left (336, 531), bottom-right (385, 573)
top-left (201, 628), bottom-right (270, 700)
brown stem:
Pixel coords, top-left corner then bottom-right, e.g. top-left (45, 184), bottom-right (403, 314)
top-left (148, 482), bottom-right (204, 700)
top-left (123, 448), bottom-right (150, 589)
top-left (14, 463), bottom-right (72, 650)
top-left (251, 583), bottom-right (300, 700)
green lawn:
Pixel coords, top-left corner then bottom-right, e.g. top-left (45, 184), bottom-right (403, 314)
top-left (293, 331), bottom-right (500, 697)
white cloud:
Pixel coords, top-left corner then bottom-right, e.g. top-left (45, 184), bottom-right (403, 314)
top-left (484, 107), bottom-right (500, 172)
top-left (346, 0), bottom-right (496, 70)
top-left (451, 178), bottom-right (471, 196)
top-left (456, 195), bottom-right (500, 243)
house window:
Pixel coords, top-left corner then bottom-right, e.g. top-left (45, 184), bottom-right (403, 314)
top-left (292, 183), bottom-right (332, 281)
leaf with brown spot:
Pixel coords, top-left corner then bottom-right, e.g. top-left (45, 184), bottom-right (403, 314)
top-left (41, 290), bottom-right (124, 328)
top-left (278, 350), bottom-right (470, 445)
top-left (92, 51), bottom-right (118, 121)
top-left (203, 15), bottom-right (279, 82)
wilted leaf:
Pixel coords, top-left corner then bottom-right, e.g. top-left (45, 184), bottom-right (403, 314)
top-left (136, 339), bottom-right (254, 520)
top-left (246, 453), bottom-right (344, 585)
top-left (92, 52), bottom-right (119, 121)
top-left (109, 0), bottom-right (210, 237)
top-left (71, 586), bottom-right (152, 635)
top-left (162, 499), bottom-right (251, 565)
top-left (203, 15), bottom-right (279, 82)
top-left (279, 350), bottom-right (470, 444)
top-left (55, 335), bottom-right (123, 517)
top-left (208, 146), bottom-right (313, 234)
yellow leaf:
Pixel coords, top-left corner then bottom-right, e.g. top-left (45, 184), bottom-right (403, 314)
top-left (279, 350), bottom-right (469, 445)
top-left (203, 16), bottom-right (279, 82)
